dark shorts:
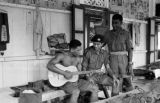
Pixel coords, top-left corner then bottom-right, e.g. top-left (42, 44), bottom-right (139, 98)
top-left (110, 55), bottom-right (128, 78)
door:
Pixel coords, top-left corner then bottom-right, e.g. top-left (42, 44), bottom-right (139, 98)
top-left (72, 4), bottom-right (85, 55)
top-left (72, 4), bottom-right (113, 54)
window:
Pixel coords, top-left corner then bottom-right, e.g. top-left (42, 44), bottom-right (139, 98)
top-left (158, 32), bottom-right (160, 50)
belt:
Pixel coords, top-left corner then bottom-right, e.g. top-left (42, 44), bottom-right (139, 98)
top-left (110, 51), bottom-right (128, 55)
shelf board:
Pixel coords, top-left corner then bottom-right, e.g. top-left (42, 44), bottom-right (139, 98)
top-left (0, 55), bottom-right (53, 62)
top-left (123, 18), bottom-right (147, 24)
top-left (133, 50), bottom-right (147, 53)
top-left (0, 2), bottom-right (71, 14)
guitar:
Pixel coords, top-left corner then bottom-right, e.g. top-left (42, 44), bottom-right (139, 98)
top-left (48, 64), bottom-right (103, 87)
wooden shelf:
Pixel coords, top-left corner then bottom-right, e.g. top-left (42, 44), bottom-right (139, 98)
top-left (123, 18), bottom-right (147, 24)
top-left (0, 2), bottom-right (71, 14)
top-left (0, 55), bottom-right (53, 62)
top-left (133, 50), bottom-right (147, 53)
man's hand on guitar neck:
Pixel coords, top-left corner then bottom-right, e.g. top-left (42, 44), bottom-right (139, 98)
top-left (86, 69), bottom-right (103, 77)
top-left (63, 70), bottom-right (73, 80)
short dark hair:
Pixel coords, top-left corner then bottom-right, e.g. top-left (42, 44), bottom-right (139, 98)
top-left (69, 39), bottom-right (81, 49)
top-left (112, 14), bottom-right (123, 22)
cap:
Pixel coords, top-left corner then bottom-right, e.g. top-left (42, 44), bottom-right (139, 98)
top-left (91, 35), bottom-right (104, 43)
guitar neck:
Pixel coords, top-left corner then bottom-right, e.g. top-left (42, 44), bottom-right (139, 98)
top-left (72, 70), bottom-right (100, 75)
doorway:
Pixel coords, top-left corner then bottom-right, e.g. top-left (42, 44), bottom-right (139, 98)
top-left (157, 25), bottom-right (160, 59)
top-left (147, 17), bottom-right (160, 63)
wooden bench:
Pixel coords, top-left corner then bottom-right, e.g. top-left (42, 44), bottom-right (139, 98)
top-left (42, 89), bottom-right (67, 102)
top-left (0, 88), bottom-right (68, 103)
top-left (0, 87), bottom-right (114, 103)
top-left (42, 89), bottom-right (109, 102)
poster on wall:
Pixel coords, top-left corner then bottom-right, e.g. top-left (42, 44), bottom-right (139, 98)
top-left (1, 0), bottom-right (73, 10)
top-left (57, 0), bottom-right (73, 10)
top-left (109, 0), bottom-right (149, 20)
top-left (80, 0), bottom-right (109, 8)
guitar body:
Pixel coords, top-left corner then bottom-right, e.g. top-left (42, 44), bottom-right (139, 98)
top-left (48, 64), bottom-right (79, 87)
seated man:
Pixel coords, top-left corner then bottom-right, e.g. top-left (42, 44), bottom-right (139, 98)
top-left (82, 35), bottom-right (119, 96)
top-left (47, 39), bottom-right (98, 103)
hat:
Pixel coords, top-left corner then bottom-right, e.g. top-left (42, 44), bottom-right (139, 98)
top-left (91, 35), bottom-right (104, 43)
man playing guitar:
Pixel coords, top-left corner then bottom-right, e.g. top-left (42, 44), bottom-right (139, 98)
top-left (47, 39), bottom-right (99, 103)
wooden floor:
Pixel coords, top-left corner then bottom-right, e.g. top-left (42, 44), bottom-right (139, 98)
top-left (94, 78), bottom-right (160, 103)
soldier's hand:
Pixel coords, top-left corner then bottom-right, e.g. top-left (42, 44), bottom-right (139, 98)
top-left (88, 78), bottom-right (95, 84)
top-left (113, 76), bottom-right (119, 85)
top-left (127, 64), bottom-right (133, 75)
top-left (127, 63), bottom-right (134, 80)
top-left (87, 72), bottom-right (94, 77)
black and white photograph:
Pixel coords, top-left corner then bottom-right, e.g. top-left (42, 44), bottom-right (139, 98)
top-left (1, 0), bottom-right (160, 103)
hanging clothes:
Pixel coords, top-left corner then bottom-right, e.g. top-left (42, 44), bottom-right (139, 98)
top-left (134, 23), bottom-right (141, 46)
top-left (0, 12), bottom-right (10, 51)
top-left (33, 6), bottom-right (49, 56)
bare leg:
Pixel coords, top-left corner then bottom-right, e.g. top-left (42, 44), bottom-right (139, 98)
top-left (99, 84), bottom-right (110, 98)
top-left (67, 89), bottom-right (80, 103)
top-left (119, 78), bottom-right (123, 92)
top-left (90, 87), bottom-right (99, 102)
top-left (78, 79), bottom-right (99, 102)
top-left (100, 77), bottom-right (119, 97)
top-left (111, 80), bottom-right (120, 96)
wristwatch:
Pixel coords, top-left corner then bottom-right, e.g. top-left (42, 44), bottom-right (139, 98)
top-left (128, 62), bottom-right (133, 65)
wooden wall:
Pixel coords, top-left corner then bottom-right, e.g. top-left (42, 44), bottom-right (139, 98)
top-left (0, 3), bottom-right (71, 88)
